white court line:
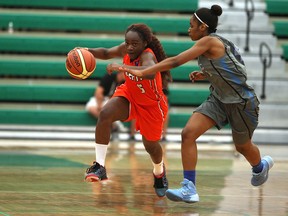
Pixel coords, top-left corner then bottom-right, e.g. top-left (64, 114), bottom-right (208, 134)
top-left (0, 139), bottom-right (235, 152)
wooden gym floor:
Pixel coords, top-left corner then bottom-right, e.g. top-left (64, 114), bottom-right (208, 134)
top-left (0, 139), bottom-right (287, 216)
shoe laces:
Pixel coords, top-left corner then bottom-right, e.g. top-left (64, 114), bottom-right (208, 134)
top-left (181, 180), bottom-right (189, 188)
top-left (180, 179), bottom-right (194, 194)
top-left (86, 161), bottom-right (101, 173)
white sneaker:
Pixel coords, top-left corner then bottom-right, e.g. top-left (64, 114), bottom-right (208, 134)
top-left (251, 155), bottom-right (274, 186)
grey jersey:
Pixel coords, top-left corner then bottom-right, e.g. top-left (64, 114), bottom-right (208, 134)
top-left (198, 33), bottom-right (256, 103)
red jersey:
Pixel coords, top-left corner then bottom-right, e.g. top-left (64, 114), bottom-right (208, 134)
top-left (122, 48), bottom-right (165, 105)
top-left (112, 48), bottom-right (168, 141)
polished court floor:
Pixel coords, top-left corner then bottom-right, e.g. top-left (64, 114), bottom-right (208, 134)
top-left (0, 139), bottom-right (287, 216)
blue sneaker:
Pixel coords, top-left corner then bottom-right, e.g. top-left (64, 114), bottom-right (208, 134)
top-left (251, 155), bottom-right (274, 186)
top-left (165, 179), bottom-right (199, 203)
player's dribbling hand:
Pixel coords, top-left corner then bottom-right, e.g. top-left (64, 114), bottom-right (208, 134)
top-left (106, 63), bottom-right (122, 74)
top-left (189, 71), bottom-right (206, 83)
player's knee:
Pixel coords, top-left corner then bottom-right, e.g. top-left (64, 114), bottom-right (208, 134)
top-left (98, 108), bottom-right (113, 124)
top-left (181, 126), bottom-right (198, 142)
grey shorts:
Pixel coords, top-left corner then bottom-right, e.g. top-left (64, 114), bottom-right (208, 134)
top-left (194, 94), bottom-right (260, 144)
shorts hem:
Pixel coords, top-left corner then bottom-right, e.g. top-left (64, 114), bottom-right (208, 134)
top-left (193, 110), bottom-right (222, 130)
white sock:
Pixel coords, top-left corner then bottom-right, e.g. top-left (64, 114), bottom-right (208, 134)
top-left (95, 143), bottom-right (108, 167)
top-left (152, 159), bottom-right (164, 176)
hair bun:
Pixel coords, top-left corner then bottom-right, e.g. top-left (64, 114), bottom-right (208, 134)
top-left (211, 4), bottom-right (222, 16)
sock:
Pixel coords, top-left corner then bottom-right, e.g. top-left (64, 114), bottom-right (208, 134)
top-left (152, 159), bottom-right (164, 177)
top-left (95, 143), bottom-right (108, 167)
top-left (184, 170), bottom-right (196, 185)
top-left (252, 160), bottom-right (263, 173)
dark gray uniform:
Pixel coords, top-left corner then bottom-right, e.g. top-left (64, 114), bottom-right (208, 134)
top-left (195, 33), bottom-right (260, 144)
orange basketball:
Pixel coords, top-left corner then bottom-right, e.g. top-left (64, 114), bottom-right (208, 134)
top-left (65, 48), bottom-right (96, 79)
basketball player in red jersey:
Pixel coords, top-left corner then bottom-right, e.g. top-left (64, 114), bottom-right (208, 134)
top-left (80, 23), bottom-right (172, 197)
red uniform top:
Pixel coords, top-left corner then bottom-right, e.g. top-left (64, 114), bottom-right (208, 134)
top-left (122, 48), bottom-right (165, 105)
top-left (113, 48), bottom-right (168, 141)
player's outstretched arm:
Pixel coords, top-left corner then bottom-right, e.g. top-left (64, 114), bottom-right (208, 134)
top-left (119, 42), bottom-right (206, 77)
top-left (119, 67), bottom-right (144, 77)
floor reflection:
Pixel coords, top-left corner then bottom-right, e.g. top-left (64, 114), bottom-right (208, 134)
top-left (0, 141), bottom-right (287, 216)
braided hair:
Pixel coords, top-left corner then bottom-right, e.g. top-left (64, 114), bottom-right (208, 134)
top-left (125, 23), bottom-right (172, 90)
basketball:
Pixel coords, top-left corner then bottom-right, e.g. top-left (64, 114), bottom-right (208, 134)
top-left (65, 48), bottom-right (96, 79)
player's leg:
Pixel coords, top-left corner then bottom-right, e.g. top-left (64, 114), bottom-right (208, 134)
top-left (142, 136), bottom-right (168, 197)
top-left (181, 112), bottom-right (215, 170)
top-left (85, 96), bottom-right (130, 182)
top-left (165, 112), bottom-right (215, 203)
top-left (234, 139), bottom-right (274, 186)
top-left (228, 97), bottom-right (273, 186)
top-left (96, 96), bottom-right (129, 143)
top-left (234, 139), bottom-right (262, 166)
top-left (138, 98), bottom-right (168, 197)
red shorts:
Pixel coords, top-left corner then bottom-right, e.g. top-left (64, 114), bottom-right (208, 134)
top-left (113, 84), bottom-right (168, 141)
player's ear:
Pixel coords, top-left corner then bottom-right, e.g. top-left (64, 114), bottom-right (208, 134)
top-left (199, 24), bottom-right (208, 32)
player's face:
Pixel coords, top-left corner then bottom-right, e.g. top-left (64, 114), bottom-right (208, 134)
top-left (188, 16), bottom-right (204, 41)
top-left (125, 31), bottom-right (147, 61)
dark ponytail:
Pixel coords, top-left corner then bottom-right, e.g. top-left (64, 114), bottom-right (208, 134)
top-left (195, 4), bottom-right (222, 33)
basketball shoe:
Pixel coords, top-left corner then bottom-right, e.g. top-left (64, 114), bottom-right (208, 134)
top-left (153, 165), bottom-right (168, 197)
top-left (165, 178), bottom-right (199, 203)
top-left (85, 161), bottom-right (108, 182)
top-left (251, 155), bottom-right (274, 186)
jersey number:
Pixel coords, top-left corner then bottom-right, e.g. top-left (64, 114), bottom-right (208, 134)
top-left (137, 84), bottom-right (146, 93)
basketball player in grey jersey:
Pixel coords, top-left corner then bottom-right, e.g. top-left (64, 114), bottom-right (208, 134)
top-left (119, 4), bottom-right (274, 203)
top-left (198, 33), bottom-right (256, 103)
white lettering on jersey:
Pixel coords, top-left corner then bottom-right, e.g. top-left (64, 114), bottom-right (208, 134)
top-left (125, 71), bottom-right (143, 82)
